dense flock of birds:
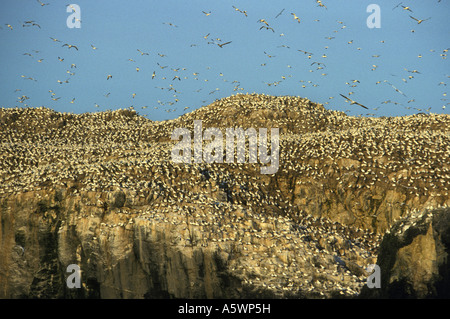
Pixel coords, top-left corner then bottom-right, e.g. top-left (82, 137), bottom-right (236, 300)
top-left (1, 0), bottom-right (449, 298)
top-left (3, 1), bottom-right (448, 118)
top-left (1, 93), bottom-right (449, 297)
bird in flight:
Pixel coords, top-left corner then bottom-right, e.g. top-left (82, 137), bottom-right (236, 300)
top-left (23, 21), bottom-right (41, 28)
top-left (62, 43), bottom-right (78, 50)
top-left (66, 4), bottom-right (77, 12)
top-left (107, 74), bottom-right (112, 80)
top-left (339, 94), bottom-right (368, 109)
top-left (311, 61), bottom-right (326, 67)
top-left (137, 49), bottom-right (149, 55)
top-left (291, 13), bottom-right (301, 23)
top-left (202, 11), bottom-right (211, 16)
top-left (163, 22), bottom-right (178, 27)
top-left (37, 0), bottom-right (49, 6)
top-left (91, 44), bottom-right (98, 50)
top-left (260, 25), bottom-right (275, 32)
top-left (232, 6), bottom-right (248, 17)
top-left (217, 41), bottom-right (232, 48)
top-left (298, 49), bottom-right (313, 55)
top-left (257, 18), bottom-right (270, 26)
top-left (50, 37), bottom-right (61, 42)
top-left (275, 9), bottom-right (285, 19)
top-left (401, 5), bottom-right (413, 12)
top-left (409, 15), bottom-right (431, 24)
top-left (316, 0), bottom-right (327, 9)
top-left (5, 24), bottom-right (13, 30)
top-left (392, 2), bottom-right (403, 10)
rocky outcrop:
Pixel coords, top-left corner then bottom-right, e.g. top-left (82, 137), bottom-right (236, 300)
top-left (1, 94), bottom-right (449, 298)
top-left (0, 188), bottom-right (378, 299)
top-left (360, 207), bottom-right (450, 298)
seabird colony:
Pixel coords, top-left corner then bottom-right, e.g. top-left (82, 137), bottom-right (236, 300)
top-left (1, 93), bottom-right (449, 297)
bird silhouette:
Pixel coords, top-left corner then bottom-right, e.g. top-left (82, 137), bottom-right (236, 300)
top-left (339, 94), bottom-right (368, 109)
top-left (62, 44), bottom-right (78, 50)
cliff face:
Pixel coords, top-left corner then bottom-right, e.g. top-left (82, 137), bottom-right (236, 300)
top-left (360, 207), bottom-right (450, 298)
top-left (0, 94), bottom-right (449, 298)
top-left (0, 187), bottom-right (377, 299)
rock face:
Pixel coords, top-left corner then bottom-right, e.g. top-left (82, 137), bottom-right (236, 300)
top-left (0, 94), bottom-right (449, 298)
top-left (360, 207), bottom-right (450, 298)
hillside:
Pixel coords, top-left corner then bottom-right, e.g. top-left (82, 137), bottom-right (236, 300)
top-left (0, 93), bottom-right (449, 298)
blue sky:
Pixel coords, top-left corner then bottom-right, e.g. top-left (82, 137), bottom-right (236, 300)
top-left (0, 0), bottom-right (448, 121)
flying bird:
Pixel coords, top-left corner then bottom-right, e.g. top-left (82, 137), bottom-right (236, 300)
top-left (37, 0), bottom-right (49, 6)
top-left (409, 15), bottom-right (431, 24)
top-left (392, 2), bottom-right (403, 10)
top-left (163, 22), bottom-right (178, 27)
top-left (275, 9), bottom-right (285, 19)
top-left (66, 4), bottom-right (77, 12)
top-left (217, 41), bottom-right (232, 48)
top-left (291, 13), bottom-right (301, 23)
top-left (106, 74), bottom-right (112, 80)
top-left (137, 49), bottom-right (149, 55)
top-left (260, 25), bottom-right (275, 32)
top-left (62, 43), bottom-right (78, 50)
top-left (316, 0), bottom-right (327, 9)
top-left (339, 94), bottom-right (368, 109)
top-left (232, 6), bottom-right (248, 17)
top-left (257, 18), bottom-right (270, 26)
top-left (401, 5), bottom-right (413, 12)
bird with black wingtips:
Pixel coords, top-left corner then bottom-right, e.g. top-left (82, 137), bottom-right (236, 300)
top-left (409, 15), bottom-right (431, 24)
top-left (291, 13), bottom-right (301, 23)
top-left (217, 41), bottom-right (232, 48)
top-left (137, 49), bottom-right (149, 56)
top-left (339, 94), bottom-right (368, 109)
top-left (37, 0), bottom-right (49, 6)
top-left (62, 43), bottom-right (78, 50)
top-left (275, 8), bottom-right (285, 19)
